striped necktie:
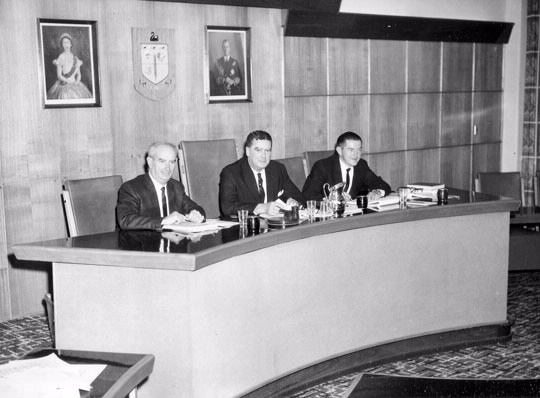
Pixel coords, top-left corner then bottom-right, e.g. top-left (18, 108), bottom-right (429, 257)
top-left (257, 173), bottom-right (265, 202)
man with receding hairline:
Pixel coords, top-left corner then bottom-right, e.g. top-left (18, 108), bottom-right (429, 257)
top-left (117, 142), bottom-right (205, 230)
top-left (219, 130), bottom-right (304, 218)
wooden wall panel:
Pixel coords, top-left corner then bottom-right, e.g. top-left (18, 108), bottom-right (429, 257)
top-left (0, 0), bottom-right (505, 320)
top-left (473, 142), bottom-right (502, 176)
top-left (408, 42), bottom-right (441, 93)
top-left (328, 95), bottom-right (369, 149)
top-left (0, 0), bottom-right (285, 320)
top-left (407, 93), bottom-right (441, 150)
top-left (284, 97), bottom-right (327, 156)
top-left (441, 93), bottom-right (473, 146)
top-left (475, 44), bottom-right (503, 91)
top-left (442, 43), bottom-right (473, 92)
top-left (473, 92), bottom-right (502, 144)
top-left (328, 39), bottom-right (369, 95)
top-left (441, 146), bottom-right (472, 191)
top-left (368, 152), bottom-right (406, 190)
top-left (370, 94), bottom-right (407, 152)
top-left (371, 40), bottom-right (406, 94)
top-left (406, 149), bottom-right (441, 185)
top-left (284, 37), bottom-right (327, 97)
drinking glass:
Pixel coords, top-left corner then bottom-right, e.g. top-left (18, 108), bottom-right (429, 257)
top-left (398, 187), bottom-right (409, 209)
top-left (306, 200), bottom-right (317, 218)
top-left (237, 209), bottom-right (249, 226)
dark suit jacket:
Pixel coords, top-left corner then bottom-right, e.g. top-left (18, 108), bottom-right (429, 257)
top-left (116, 174), bottom-right (205, 230)
top-left (302, 153), bottom-right (391, 201)
top-left (219, 157), bottom-right (305, 217)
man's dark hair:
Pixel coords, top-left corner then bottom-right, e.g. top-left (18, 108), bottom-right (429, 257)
top-left (335, 131), bottom-right (362, 149)
top-left (244, 130), bottom-right (272, 151)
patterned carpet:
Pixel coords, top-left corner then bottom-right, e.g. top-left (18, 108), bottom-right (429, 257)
top-left (1, 272), bottom-right (539, 397)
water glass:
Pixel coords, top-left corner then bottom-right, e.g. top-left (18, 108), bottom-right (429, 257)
top-left (398, 187), bottom-right (409, 209)
top-left (306, 200), bottom-right (317, 218)
top-left (319, 201), bottom-right (332, 218)
top-left (237, 209), bottom-right (249, 226)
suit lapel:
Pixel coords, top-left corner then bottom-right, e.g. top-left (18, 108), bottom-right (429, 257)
top-left (332, 155), bottom-right (343, 185)
top-left (266, 162), bottom-right (279, 200)
top-left (143, 174), bottom-right (161, 215)
top-left (241, 158), bottom-right (261, 201)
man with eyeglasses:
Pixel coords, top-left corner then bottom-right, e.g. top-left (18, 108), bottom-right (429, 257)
top-left (117, 142), bottom-right (205, 230)
top-left (302, 132), bottom-right (391, 202)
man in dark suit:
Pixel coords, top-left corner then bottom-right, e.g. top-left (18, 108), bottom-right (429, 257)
top-left (117, 142), bottom-right (205, 230)
top-left (212, 39), bottom-right (244, 96)
top-left (219, 130), bottom-right (304, 218)
top-left (302, 132), bottom-right (391, 202)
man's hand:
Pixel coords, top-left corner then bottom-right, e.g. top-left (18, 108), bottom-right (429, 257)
top-left (285, 198), bottom-right (301, 208)
top-left (186, 210), bottom-right (204, 223)
top-left (367, 190), bottom-right (384, 202)
top-left (254, 201), bottom-right (283, 216)
top-left (161, 211), bottom-right (186, 225)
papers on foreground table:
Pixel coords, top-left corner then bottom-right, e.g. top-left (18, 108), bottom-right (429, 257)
top-left (0, 353), bottom-right (106, 398)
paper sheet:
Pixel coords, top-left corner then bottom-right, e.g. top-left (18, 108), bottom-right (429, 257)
top-left (163, 218), bottom-right (237, 234)
top-left (0, 353), bottom-right (106, 398)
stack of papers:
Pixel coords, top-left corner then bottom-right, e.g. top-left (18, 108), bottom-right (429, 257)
top-left (368, 194), bottom-right (400, 211)
top-left (0, 353), bottom-right (106, 398)
top-left (163, 219), bottom-right (237, 234)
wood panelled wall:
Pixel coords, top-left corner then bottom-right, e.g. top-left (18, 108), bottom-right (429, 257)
top-left (0, 0), bottom-right (504, 320)
top-left (0, 0), bottom-right (285, 320)
top-left (284, 38), bottom-right (503, 191)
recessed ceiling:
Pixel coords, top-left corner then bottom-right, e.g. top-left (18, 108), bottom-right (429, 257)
top-left (148, 0), bottom-right (513, 43)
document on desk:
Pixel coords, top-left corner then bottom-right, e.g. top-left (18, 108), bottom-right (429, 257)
top-left (367, 194), bottom-right (400, 211)
top-left (0, 353), bottom-right (106, 398)
top-left (163, 218), bottom-right (238, 234)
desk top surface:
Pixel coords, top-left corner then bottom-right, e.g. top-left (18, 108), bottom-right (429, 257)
top-left (12, 188), bottom-right (519, 271)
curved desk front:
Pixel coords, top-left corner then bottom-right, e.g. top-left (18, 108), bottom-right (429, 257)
top-left (13, 189), bottom-right (519, 398)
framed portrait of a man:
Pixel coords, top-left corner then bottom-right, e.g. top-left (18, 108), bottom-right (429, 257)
top-left (205, 26), bottom-right (251, 103)
top-left (37, 18), bottom-right (101, 108)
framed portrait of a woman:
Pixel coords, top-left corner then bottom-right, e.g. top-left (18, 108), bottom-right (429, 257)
top-left (37, 19), bottom-right (101, 108)
top-left (205, 26), bottom-right (251, 103)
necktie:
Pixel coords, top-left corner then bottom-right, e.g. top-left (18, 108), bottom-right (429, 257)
top-left (257, 173), bottom-right (265, 202)
top-left (344, 168), bottom-right (351, 192)
top-left (161, 186), bottom-right (168, 217)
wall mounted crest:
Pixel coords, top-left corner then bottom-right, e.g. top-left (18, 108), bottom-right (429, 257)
top-left (132, 28), bottom-right (176, 101)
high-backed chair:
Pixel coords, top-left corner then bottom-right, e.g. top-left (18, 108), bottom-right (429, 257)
top-left (179, 139), bottom-right (238, 219)
top-left (62, 175), bottom-right (123, 237)
top-left (475, 172), bottom-right (524, 206)
top-left (303, 150), bottom-right (334, 173)
top-left (274, 157), bottom-right (308, 191)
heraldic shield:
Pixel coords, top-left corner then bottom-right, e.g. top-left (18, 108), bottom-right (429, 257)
top-left (132, 28), bottom-right (176, 101)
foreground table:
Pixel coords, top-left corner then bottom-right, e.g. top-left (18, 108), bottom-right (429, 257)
top-left (12, 189), bottom-right (519, 398)
top-left (22, 348), bottom-right (155, 398)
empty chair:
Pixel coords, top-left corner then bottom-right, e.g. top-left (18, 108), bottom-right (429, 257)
top-left (476, 172), bottom-right (523, 206)
top-left (62, 175), bottom-right (123, 237)
top-left (179, 139), bottom-right (238, 219)
top-left (303, 150), bottom-right (334, 173)
top-left (274, 156), bottom-right (308, 191)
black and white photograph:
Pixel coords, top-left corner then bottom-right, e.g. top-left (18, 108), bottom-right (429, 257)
top-left (38, 19), bottom-right (101, 108)
top-left (206, 26), bottom-right (251, 103)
